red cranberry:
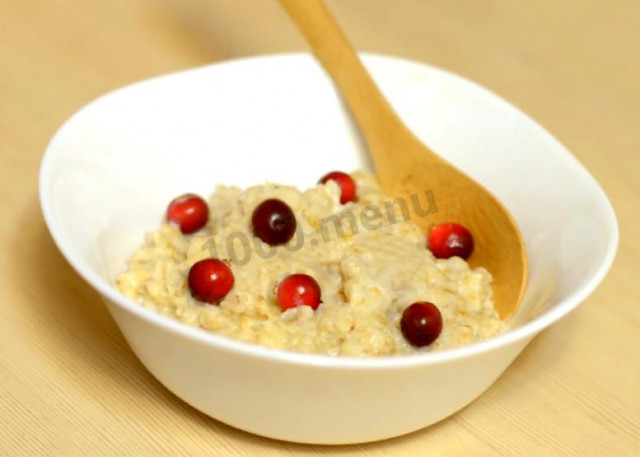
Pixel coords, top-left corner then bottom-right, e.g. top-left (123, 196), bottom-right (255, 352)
top-left (428, 223), bottom-right (474, 260)
top-left (167, 194), bottom-right (209, 234)
top-left (401, 302), bottom-right (443, 347)
top-left (276, 274), bottom-right (322, 311)
top-left (188, 259), bottom-right (234, 304)
top-left (251, 199), bottom-right (297, 246)
top-left (319, 171), bottom-right (357, 204)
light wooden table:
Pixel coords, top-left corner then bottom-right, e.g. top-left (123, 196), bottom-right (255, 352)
top-left (1, 1), bottom-right (638, 455)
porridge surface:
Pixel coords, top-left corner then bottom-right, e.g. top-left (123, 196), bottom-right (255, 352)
top-left (117, 172), bottom-right (503, 356)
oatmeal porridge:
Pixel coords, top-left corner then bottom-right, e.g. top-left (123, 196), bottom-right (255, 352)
top-left (116, 171), bottom-right (503, 356)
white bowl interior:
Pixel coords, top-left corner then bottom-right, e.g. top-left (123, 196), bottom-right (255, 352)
top-left (41, 53), bottom-right (617, 345)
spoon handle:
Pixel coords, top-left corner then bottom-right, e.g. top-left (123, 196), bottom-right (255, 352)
top-left (279, 0), bottom-right (414, 156)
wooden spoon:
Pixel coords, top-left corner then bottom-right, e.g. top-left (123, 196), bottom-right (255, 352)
top-left (280, 0), bottom-right (527, 319)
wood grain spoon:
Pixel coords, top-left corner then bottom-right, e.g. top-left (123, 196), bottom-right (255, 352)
top-left (280, 0), bottom-right (527, 320)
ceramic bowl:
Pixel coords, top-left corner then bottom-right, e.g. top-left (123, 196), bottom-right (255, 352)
top-left (39, 54), bottom-right (617, 444)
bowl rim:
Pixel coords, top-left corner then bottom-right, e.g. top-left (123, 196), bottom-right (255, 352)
top-left (38, 52), bottom-right (619, 369)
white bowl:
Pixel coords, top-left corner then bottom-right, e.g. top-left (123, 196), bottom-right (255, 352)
top-left (39, 54), bottom-right (618, 444)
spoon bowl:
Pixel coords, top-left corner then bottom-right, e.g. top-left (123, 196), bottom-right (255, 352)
top-left (39, 52), bottom-right (617, 444)
top-left (280, 0), bottom-right (528, 319)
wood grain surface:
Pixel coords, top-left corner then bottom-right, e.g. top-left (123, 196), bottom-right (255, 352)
top-left (1, 0), bottom-right (638, 455)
